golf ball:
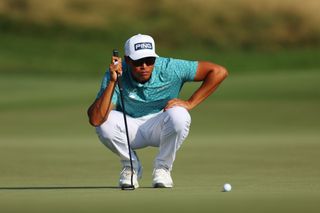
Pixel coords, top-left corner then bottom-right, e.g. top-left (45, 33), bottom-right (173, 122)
top-left (223, 183), bottom-right (232, 192)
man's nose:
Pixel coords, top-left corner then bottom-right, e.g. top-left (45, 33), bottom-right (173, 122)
top-left (141, 62), bottom-right (147, 69)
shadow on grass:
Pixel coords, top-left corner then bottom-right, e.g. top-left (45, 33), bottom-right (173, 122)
top-left (0, 186), bottom-right (156, 190)
top-left (0, 186), bottom-right (119, 190)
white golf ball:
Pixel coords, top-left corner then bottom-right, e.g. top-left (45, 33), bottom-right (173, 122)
top-left (223, 183), bottom-right (232, 192)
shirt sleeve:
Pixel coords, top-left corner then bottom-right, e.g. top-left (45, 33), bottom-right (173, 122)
top-left (171, 58), bottom-right (198, 82)
top-left (96, 69), bottom-right (118, 105)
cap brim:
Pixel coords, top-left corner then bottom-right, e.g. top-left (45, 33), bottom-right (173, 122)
top-left (130, 51), bottom-right (159, 60)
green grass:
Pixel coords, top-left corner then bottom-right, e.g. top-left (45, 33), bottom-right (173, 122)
top-left (1, 68), bottom-right (320, 212)
top-left (1, 33), bottom-right (320, 78)
top-left (1, 31), bottom-right (319, 212)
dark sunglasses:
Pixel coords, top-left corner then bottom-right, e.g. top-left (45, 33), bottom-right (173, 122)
top-left (131, 57), bottom-right (156, 67)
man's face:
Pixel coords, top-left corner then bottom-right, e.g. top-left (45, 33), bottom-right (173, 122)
top-left (127, 57), bottom-right (156, 83)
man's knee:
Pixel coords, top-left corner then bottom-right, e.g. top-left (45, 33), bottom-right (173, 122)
top-left (95, 119), bottom-right (126, 155)
top-left (96, 111), bottom-right (124, 140)
top-left (165, 106), bottom-right (191, 133)
top-left (96, 117), bottom-right (125, 143)
top-left (96, 121), bottom-right (115, 142)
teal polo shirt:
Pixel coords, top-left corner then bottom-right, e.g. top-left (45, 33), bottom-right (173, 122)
top-left (97, 57), bottom-right (198, 118)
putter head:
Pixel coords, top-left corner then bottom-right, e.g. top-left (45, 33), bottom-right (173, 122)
top-left (121, 185), bottom-right (135, 190)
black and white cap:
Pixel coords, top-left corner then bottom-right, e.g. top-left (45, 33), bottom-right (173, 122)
top-left (124, 34), bottom-right (159, 60)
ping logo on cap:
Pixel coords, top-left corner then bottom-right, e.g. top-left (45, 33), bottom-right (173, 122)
top-left (134, 42), bottom-right (153, 51)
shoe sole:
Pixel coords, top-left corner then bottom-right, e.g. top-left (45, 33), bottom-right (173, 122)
top-left (120, 183), bottom-right (139, 189)
top-left (121, 184), bottom-right (136, 190)
top-left (153, 183), bottom-right (173, 188)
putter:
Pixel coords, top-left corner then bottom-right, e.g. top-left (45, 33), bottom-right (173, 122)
top-left (113, 49), bottom-right (135, 190)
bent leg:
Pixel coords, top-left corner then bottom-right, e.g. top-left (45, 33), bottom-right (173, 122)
top-left (95, 110), bottom-right (141, 169)
top-left (150, 107), bottom-right (191, 171)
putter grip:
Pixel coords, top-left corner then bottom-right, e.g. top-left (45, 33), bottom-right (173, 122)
top-left (113, 49), bottom-right (119, 57)
top-left (112, 49), bottom-right (119, 66)
top-left (113, 49), bottom-right (123, 90)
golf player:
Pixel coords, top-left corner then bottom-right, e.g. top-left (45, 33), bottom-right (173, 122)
top-left (87, 34), bottom-right (228, 188)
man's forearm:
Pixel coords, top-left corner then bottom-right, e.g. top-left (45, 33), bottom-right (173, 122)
top-left (88, 81), bottom-right (116, 126)
top-left (188, 67), bottom-right (228, 109)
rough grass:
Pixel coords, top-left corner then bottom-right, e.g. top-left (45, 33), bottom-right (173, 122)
top-left (1, 0), bottom-right (320, 49)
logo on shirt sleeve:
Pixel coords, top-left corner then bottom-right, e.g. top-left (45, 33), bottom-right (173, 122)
top-left (134, 42), bottom-right (153, 51)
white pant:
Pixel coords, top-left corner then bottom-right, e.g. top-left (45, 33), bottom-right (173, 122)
top-left (95, 106), bottom-right (191, 171)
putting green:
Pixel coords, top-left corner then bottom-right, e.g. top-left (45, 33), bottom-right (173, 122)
top-left (0, 70), bottom-right (319, 213)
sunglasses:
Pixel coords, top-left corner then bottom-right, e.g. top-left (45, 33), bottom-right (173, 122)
top-left (131, 57), bottom-right (156, 67)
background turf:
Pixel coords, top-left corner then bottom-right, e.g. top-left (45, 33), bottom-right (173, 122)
top-left (1, 35), bottom-right (319, 212)
top-left (1, 0), bottom-right (320, 208)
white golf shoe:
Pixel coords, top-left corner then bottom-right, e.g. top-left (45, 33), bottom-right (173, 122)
top-left (119, 166), bottom-right (142, 189)
top-left (119, 151), bottom-right (143, 189)
top-left (152, 167), bottom-right (173, 188)
top-left (119, 157), bottom-right (143, 189)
